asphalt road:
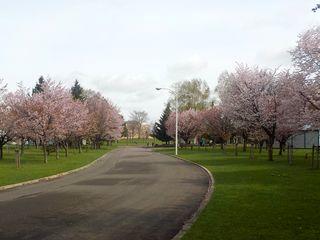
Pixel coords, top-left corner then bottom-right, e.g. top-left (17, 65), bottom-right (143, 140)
top-left (0, 147), bottom-right (209, 240)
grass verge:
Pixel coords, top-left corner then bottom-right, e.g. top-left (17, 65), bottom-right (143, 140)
top-left (0, 145), bottom-right (116, 187)
top-left (156, 146), bottom-right (320, 240)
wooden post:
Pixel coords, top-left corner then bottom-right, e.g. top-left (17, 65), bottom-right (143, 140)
top-left (15, 149), bottom-right (21, 168)
top-left (317, 146), bottom-right (320, 169)
top-left (288, 144), bottom-right (293, 165)
top-left (312, 145), bottom-right (315, 169)
top-left (287, 144), bottom-right (290, 164)
top-left (55, 143), bottom-right (59, 160)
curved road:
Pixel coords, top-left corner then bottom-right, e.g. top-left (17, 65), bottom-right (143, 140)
top-left (0, 147), bottom-right (209, 240)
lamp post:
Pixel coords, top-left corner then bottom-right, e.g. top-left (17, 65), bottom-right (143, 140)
top-left (156, 87), bottom-right (178, 155)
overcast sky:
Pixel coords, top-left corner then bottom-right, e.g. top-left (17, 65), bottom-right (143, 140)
top-left (1, 0), bottom-right (319, 123)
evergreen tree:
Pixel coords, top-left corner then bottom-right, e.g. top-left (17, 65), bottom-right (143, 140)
top-left (121, 122), bottom-right (129, 138)
top-left (71, 80), bottom-right (85, 101)
top-left (32, 76), bottom-right (45, 94)
top-left (153, 103), bottom-right (173, 143)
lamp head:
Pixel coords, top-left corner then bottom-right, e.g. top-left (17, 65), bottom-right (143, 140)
top-left (155, 88), bottom-right (161, 90)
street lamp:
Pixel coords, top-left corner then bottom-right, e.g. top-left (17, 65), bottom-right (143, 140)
top-left (156, 87), bottom-right (178, 156)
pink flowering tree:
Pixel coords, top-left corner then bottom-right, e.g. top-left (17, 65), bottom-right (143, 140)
top-left (5, 79), bottom-right (123, 162)
top-left (291, 26), bottom-right (320, 79)
top-left (291, 26), bottom-right (320, 127)
top-left (5, 84), bottom-right (32, 155)
top-left (200, 106), bottom-right (234, 149)
top-left (6, 82), bottom-right (91, 159)
top-left (7, 80), bottom-right (75, 163)
top-left (166, 109), bottom-right (201, 144)
top-left (59, 99), bottom-right (89, 157)
top-left (275, 71), bottom-right (306, 155)
top-left (86, 91), bottom-right (123, 148)
top-left (216, 64), bottom-right (306, 161)
top-left (0, 79), bottom-right (16, 159)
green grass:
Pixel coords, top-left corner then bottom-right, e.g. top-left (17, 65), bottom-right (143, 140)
top-left (156, 146), bottom-right (320, 240)
top-left (0, 144), bottom-right (116, 187)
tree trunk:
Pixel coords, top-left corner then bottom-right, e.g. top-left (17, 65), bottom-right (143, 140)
top-left (20, 140), bottom-right (25, 155)
top-left (56, 143), bottom-right (59, 159)
top-left (15, 149), bottom-right (21, 168)
top-left (243, 138), bottom-right (247, 152)
top-left (43, 144), bottom-right (48, 163)
top-left (220, 142), bottom-right (224, 150)
top-left (78, 140), bottom-right (82, 153)
top-left (279, 141), bottom-right (285, 156)
top-left (267, 136), bottom-right (275, 161)
top-left (65, 143), bottom-right (69, 157)
top-left (63, 142), bottom-right (68, 157)
top-left (287, 144), bottom-right (293, 165)
top-left (259, 141), bottom-right (263, 154)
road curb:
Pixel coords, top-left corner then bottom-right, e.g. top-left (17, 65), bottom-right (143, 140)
top-left (0, 148), bottom-right (119, 192)
top-left (168, 154), bottom-right (214, 240)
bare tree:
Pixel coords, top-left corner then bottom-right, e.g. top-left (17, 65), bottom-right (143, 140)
top-left (126, 120), bottom-right (138, 139)
top-left (129, 111), bottom-right (148, 139)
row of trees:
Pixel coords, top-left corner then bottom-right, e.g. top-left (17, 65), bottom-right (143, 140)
top-left (154, 26), bottom-right (320, 161)
top-left (0, 78), bottom-right (123, 163)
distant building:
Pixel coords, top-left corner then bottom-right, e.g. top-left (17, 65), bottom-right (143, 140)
top-left (288, 129), bottom-right (320, 148)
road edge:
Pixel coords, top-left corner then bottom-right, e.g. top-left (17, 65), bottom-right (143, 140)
top-left (0, 148), bottom-right (119, 192)
top-left (155, 152), bottom-right (214, 240)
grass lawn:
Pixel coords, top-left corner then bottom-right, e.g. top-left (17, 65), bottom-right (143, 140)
top-left (0, 144), bottom-right (116, 187)
top-left (156, 146), bottom-right (320, 240)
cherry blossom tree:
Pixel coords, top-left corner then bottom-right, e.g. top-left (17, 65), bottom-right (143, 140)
top-left (7, 80), bottom-right (77, 163)
top-left (5, 84), bottom-right (31, 155)
top-left (216, 64), bottom-right (305, 161)
top-left (291, 26), bottom-right (320, 79)
top-left (200, 106), bottom-right (234, 149)
top-left (166, 109), bottom-right (201, 144)
top-left (86, 92), bottom-right (123, 148)
top-left (6, 81), bottom-right (91, 159)
top-left (291, 27), bottom-right (320, 127)
top-left (275, 71), bottom-right (306, 155)
top-left (55, 96), bottom-right (89, 157)
top-left (0, 80), bottom-right (15, 159)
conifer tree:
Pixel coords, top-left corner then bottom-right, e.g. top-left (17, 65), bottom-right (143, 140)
top-left (121, 122), bottom-right (129, 139)
top-left (153, 103), bottom-right (173, 143)
top-left (71, 80), bottom-right (85, 101)
top-left (32, 76), bottom-right (45, 94)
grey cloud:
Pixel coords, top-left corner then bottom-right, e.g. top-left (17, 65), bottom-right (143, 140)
top-left (254, 49), bottom-right (292, 68)
top-left (167, 56), bottom-right (208, 80)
